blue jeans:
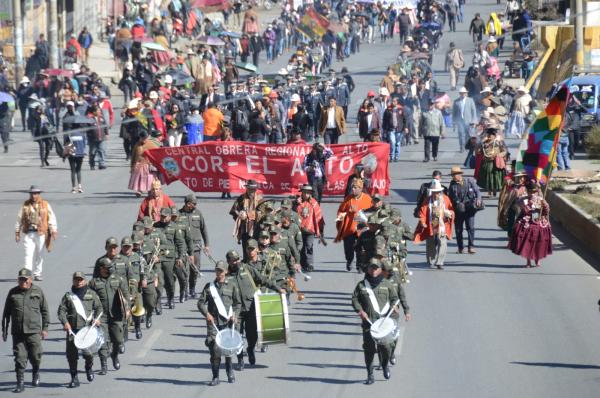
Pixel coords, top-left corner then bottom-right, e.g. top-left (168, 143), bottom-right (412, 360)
top-left (277, 38), bottom-right (285, 56)
top-left (345, 37), bottom-right (352, 57)
top-left (387, 130), bottom-right (402, 161)
top-left (266, 44), bottom-right (274, 62)
top-left (557, 136), bottom-right (571, 170)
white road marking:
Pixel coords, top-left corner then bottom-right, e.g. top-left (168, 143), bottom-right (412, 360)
top-left (135, 329), bottom-right (163, 359)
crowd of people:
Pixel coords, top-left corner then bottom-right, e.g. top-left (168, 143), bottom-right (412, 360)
top-left (1, 0), bottom-right (562, 392)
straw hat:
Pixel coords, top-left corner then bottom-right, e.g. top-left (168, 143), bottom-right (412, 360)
top-left (451, 166), bottom-right (463, 175)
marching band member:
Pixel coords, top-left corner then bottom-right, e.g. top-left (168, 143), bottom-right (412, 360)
top-left (197, 260), bottom-right (241, 386)
top-left (57, 272), bottom-right (102, 388)
top-left (351, 258), bottom-right (399, 385)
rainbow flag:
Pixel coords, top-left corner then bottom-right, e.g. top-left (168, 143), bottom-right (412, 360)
top-left (296, 7), bottom-right (330, 40)
top-left (515, 86), bottom-right (569, 184)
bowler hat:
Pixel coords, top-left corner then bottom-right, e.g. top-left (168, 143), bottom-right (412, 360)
top-left (29, 185), bottom-right (42, 193)
top-left (246, 179), bottom-right (258, 189)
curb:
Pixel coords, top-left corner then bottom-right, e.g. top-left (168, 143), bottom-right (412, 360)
top-left (546, 190), bottom-right (600, 257)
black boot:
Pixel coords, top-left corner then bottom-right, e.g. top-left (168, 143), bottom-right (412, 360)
top-left (236, 354), bottom-right (245, 371)
top-left (146, 315), bottom-right (153, 329)
top-left (31, 366), bottom-right (40, 387)
top-left (383, 366), bottom-right (391, 380)
top-left (13, 373), bottom-right (24, 393)
top-left (209, 365), bottom-right (220, 386)
top-left (119, 343), bottom-right (125, 354)
top-left (179, 292), bottom-right (185, 303)
top-left (135, 327), bottom-right (142, 339)
top-left (248, 349), bottom-right (256, 365)
top-left (155, 299), bottom-right (162, 315)
top-left (68, 373), bottom-right (80, 388)
top-left (364, 352), bottom-right (375, 385)
top-left (364, 369), bottom-right (375, 385)
top-left (85, 365), bottom-right (94, 382)
top-left (167, 297), bottom-right (175, 309)
top-left (99, 358), bottom-right (108, 375)
top-left (111, 353), bottom-right (120, 370)
top-left (225, 358), bottom-right (235, 383)
top-left (189, 285), bottom-right (197, 299)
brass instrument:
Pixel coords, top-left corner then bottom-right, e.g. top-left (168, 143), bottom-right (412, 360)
top-left (146, 237), bottom-right (161, 273)
top-left (287, 276), bottom-right (305, 301)
top-left (131, 292), bottom-right (146, 317)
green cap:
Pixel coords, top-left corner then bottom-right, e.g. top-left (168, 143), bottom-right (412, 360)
top-left (258, 230), bottom-right (270, 239)
top-left (121, 236), bottom-right (133, 246)
top-left (160, 207), bottom-right (171, 216)
top-left (105, 237), bottom-right (119, 247)
top-left (142, 216), bottom-right (154, 228)
top-left (215, 260), bottom-right (228, 272)
top-left (72, 271), bottom-right (86, 279)
top-left (269, 226), bottom-right (282, 235)
top-left (132, 221), bottom-right (144, 232)
top-left (381, 259), bottom-right (393, 272)
top-left (98, 258), bottom-right (113, 268)
top-left (170, 207), bottom-right (178, 216)
top-left (368, 258), bottom-right (382, 268)
top-left (262, 215), bottom-right (275, 225)
top-left (247, 239), bottom-right (258, 249)
top-left (281, 198), bottom-right (292, 208)
top-left (185, 194), bottom-right (197, 204)
top-left (132, 232), bottom-right (145, 243)
top-left (391, 208), bottom-right (402, 219)
top-left (264, 201), bottom-right (274, 210)
top-left (18, 268), bottom-right (32, 278)
top-left (280, 210), bottom-right (292, 219)
top-left (373, 193), bottom-right (383, 201)
top-left (226, 250), bottom-right (240, 261)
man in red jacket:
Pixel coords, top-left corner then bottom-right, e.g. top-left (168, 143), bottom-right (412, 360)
top-left (295, 184), bottom-right (324, 273)
top-left (137, 180), bottom-right (175, 222)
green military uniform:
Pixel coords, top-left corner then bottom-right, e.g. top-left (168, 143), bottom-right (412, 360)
top-left (226, 245), bottom-right (279, 368)
top-left (88, 260), bottom-right (129, 373)
top-left (57, 272), bottom-right (103, 386)
top-left (270, 228), bottom-right (295, 294)
top-left (197, 262), bottom-right (241, 385)
top-left (280, 198), bottom-right (301, 226)
top-left (279, 210), bottom-right (303, 263)
top-left (142, 216), bottom-right (167, 315)
top-left (355, 220), bottom-right (386, 273)
top-left (121, 236), bottom-right (144, 339)
top-left (256, 232), bottom-right (286, 291)
top-left (351, 259), bottom-right (399, 384)
top-left (171, 208), bottom-right (192, 303)
top-left (2, 269), bottom-right (49, 392)
top-left (381, 260), bottom-right (410, 365)
top-left (134, 231), bottom-right (158, 328)
top-left (179, 194), bottom-right (210, 298)
top-left (93, 237), bottom-right (130, 279)
top-left (153, 208), bottom-right (186, 309)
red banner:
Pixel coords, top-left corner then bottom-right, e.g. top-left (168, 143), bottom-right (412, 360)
top-left (144, 142), bottom-right (390, 196)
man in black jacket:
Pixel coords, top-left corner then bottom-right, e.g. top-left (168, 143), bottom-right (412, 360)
top-left (447, 166), bottom-right (482, 254)
top-left (303, 143), bottom-right (333, 203)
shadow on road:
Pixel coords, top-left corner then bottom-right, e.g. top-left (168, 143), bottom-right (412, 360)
top-left (289, 345), bottom-right (362, 353)
top-left (289, 362), bottom-right (363, 369)
top-left (131, 362), bottom-right (210, 369)
top-left (115, 377), bottom-right (208, 385)
top-left (511, 361), bottom-right (600, 369)
top-left (293, 329), bottom-right (360, 336)
top-left (152, 348), bottom-right (209, 354)
top-left (267, 376), bottom-right (362, 384)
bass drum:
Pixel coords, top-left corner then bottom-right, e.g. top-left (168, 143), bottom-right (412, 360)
top-left (74, 326), bottom-right (105, 354)
top-left (254, 292), bottom-right (290, 346)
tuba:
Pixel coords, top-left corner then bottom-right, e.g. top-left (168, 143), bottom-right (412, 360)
top-left (131, 292), bottom-right (146, 317)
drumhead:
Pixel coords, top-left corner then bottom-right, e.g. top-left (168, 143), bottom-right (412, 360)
top-left (74, 326), bottom-right (99, 349)
top-left (216, 328), bottom-right (243, 350)
top-left (370, 317), bottom-right (396, 339)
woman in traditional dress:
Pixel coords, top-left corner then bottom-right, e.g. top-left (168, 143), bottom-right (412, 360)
top-left (509, 180), bottom-right (552, 267)
top-left (498, 170), bottom-right (528, 238)
top-left (335, 178), bottom-right (373, 271)
top-left (128, 130), bottom-right (159, 197)
top-left (476, 128), bottom-right (507, 197)
top-left (506, 86), bottom-right (531, 138)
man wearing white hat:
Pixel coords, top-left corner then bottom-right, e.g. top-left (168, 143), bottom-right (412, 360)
top-left (452, 87), bottom-right (477, 152)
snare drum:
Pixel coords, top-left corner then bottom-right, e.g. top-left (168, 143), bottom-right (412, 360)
top-left (215, 327), bottom-right (244, 357)
top-left (74, 326), bottom-right (105, 354)
top-left (254, 292), bottom-right (290, 345)
top-left (369, 317), bottom-right (399, 345)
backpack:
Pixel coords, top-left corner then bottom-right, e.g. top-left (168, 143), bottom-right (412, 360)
top-left (233, 109), bottom-right (249, 133)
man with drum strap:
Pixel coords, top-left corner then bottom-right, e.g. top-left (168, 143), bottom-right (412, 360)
top-left (89, 259), bottom-right (130, 374)
top-left (142, 216), bottom-right (167, 316)
top-left (57, 271), bottom-right (103, 388)
top-left (381, 259), bottom-right (411, 366)
top-left (178, 194), bottom-right (211, 299)
top-left (256, 231), bottom-right (285, 290)
top-left (133, 231), bottom-right (158, 329)
top-left (355, 214), bottom-right (388, 273)
top-left (295, 184), bottom-right (324, 273)
top-left (170, 207), bottom-right (192, 304)
top-left (121, 236), bottom-right (144, 340)
top-left (197, 261), bottom-right (241, 386)
top-left (2, 268), bottom-right (49, 393)
top-left (153, 207), bottom-right (186, 310)
top-left (228, 245), bottom-right (283, 370)
top-left (352, 259), bottom-right (399, 385)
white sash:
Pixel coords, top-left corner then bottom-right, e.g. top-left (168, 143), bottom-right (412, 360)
top-left (209, 282), bottom-right (233, 320)
top-left (363, 280), bottom-right (390, 316)
top-left (68, 292), bottom-right (92, 323)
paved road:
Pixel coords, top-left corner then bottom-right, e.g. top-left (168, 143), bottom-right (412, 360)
top-left (1, 2), bottom-right (600, 397)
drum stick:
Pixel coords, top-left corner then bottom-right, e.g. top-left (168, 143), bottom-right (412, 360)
top-left (298, 269), bottom-right (312, 282)
top-left (82, 311), bottom-right (104, 340)
top-left (383, 300), bottom-right (401, 321)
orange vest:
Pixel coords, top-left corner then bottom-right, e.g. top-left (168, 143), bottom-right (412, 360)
top-left (21, 199), bottom-right (49, 235)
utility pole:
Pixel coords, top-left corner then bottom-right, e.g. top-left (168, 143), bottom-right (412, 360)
top-left (48, 0), bottom-right (59, 68)
top-left (13, 0), bottom-right (23, 85)
top-left (575, 0), bottom-right (585, 71)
